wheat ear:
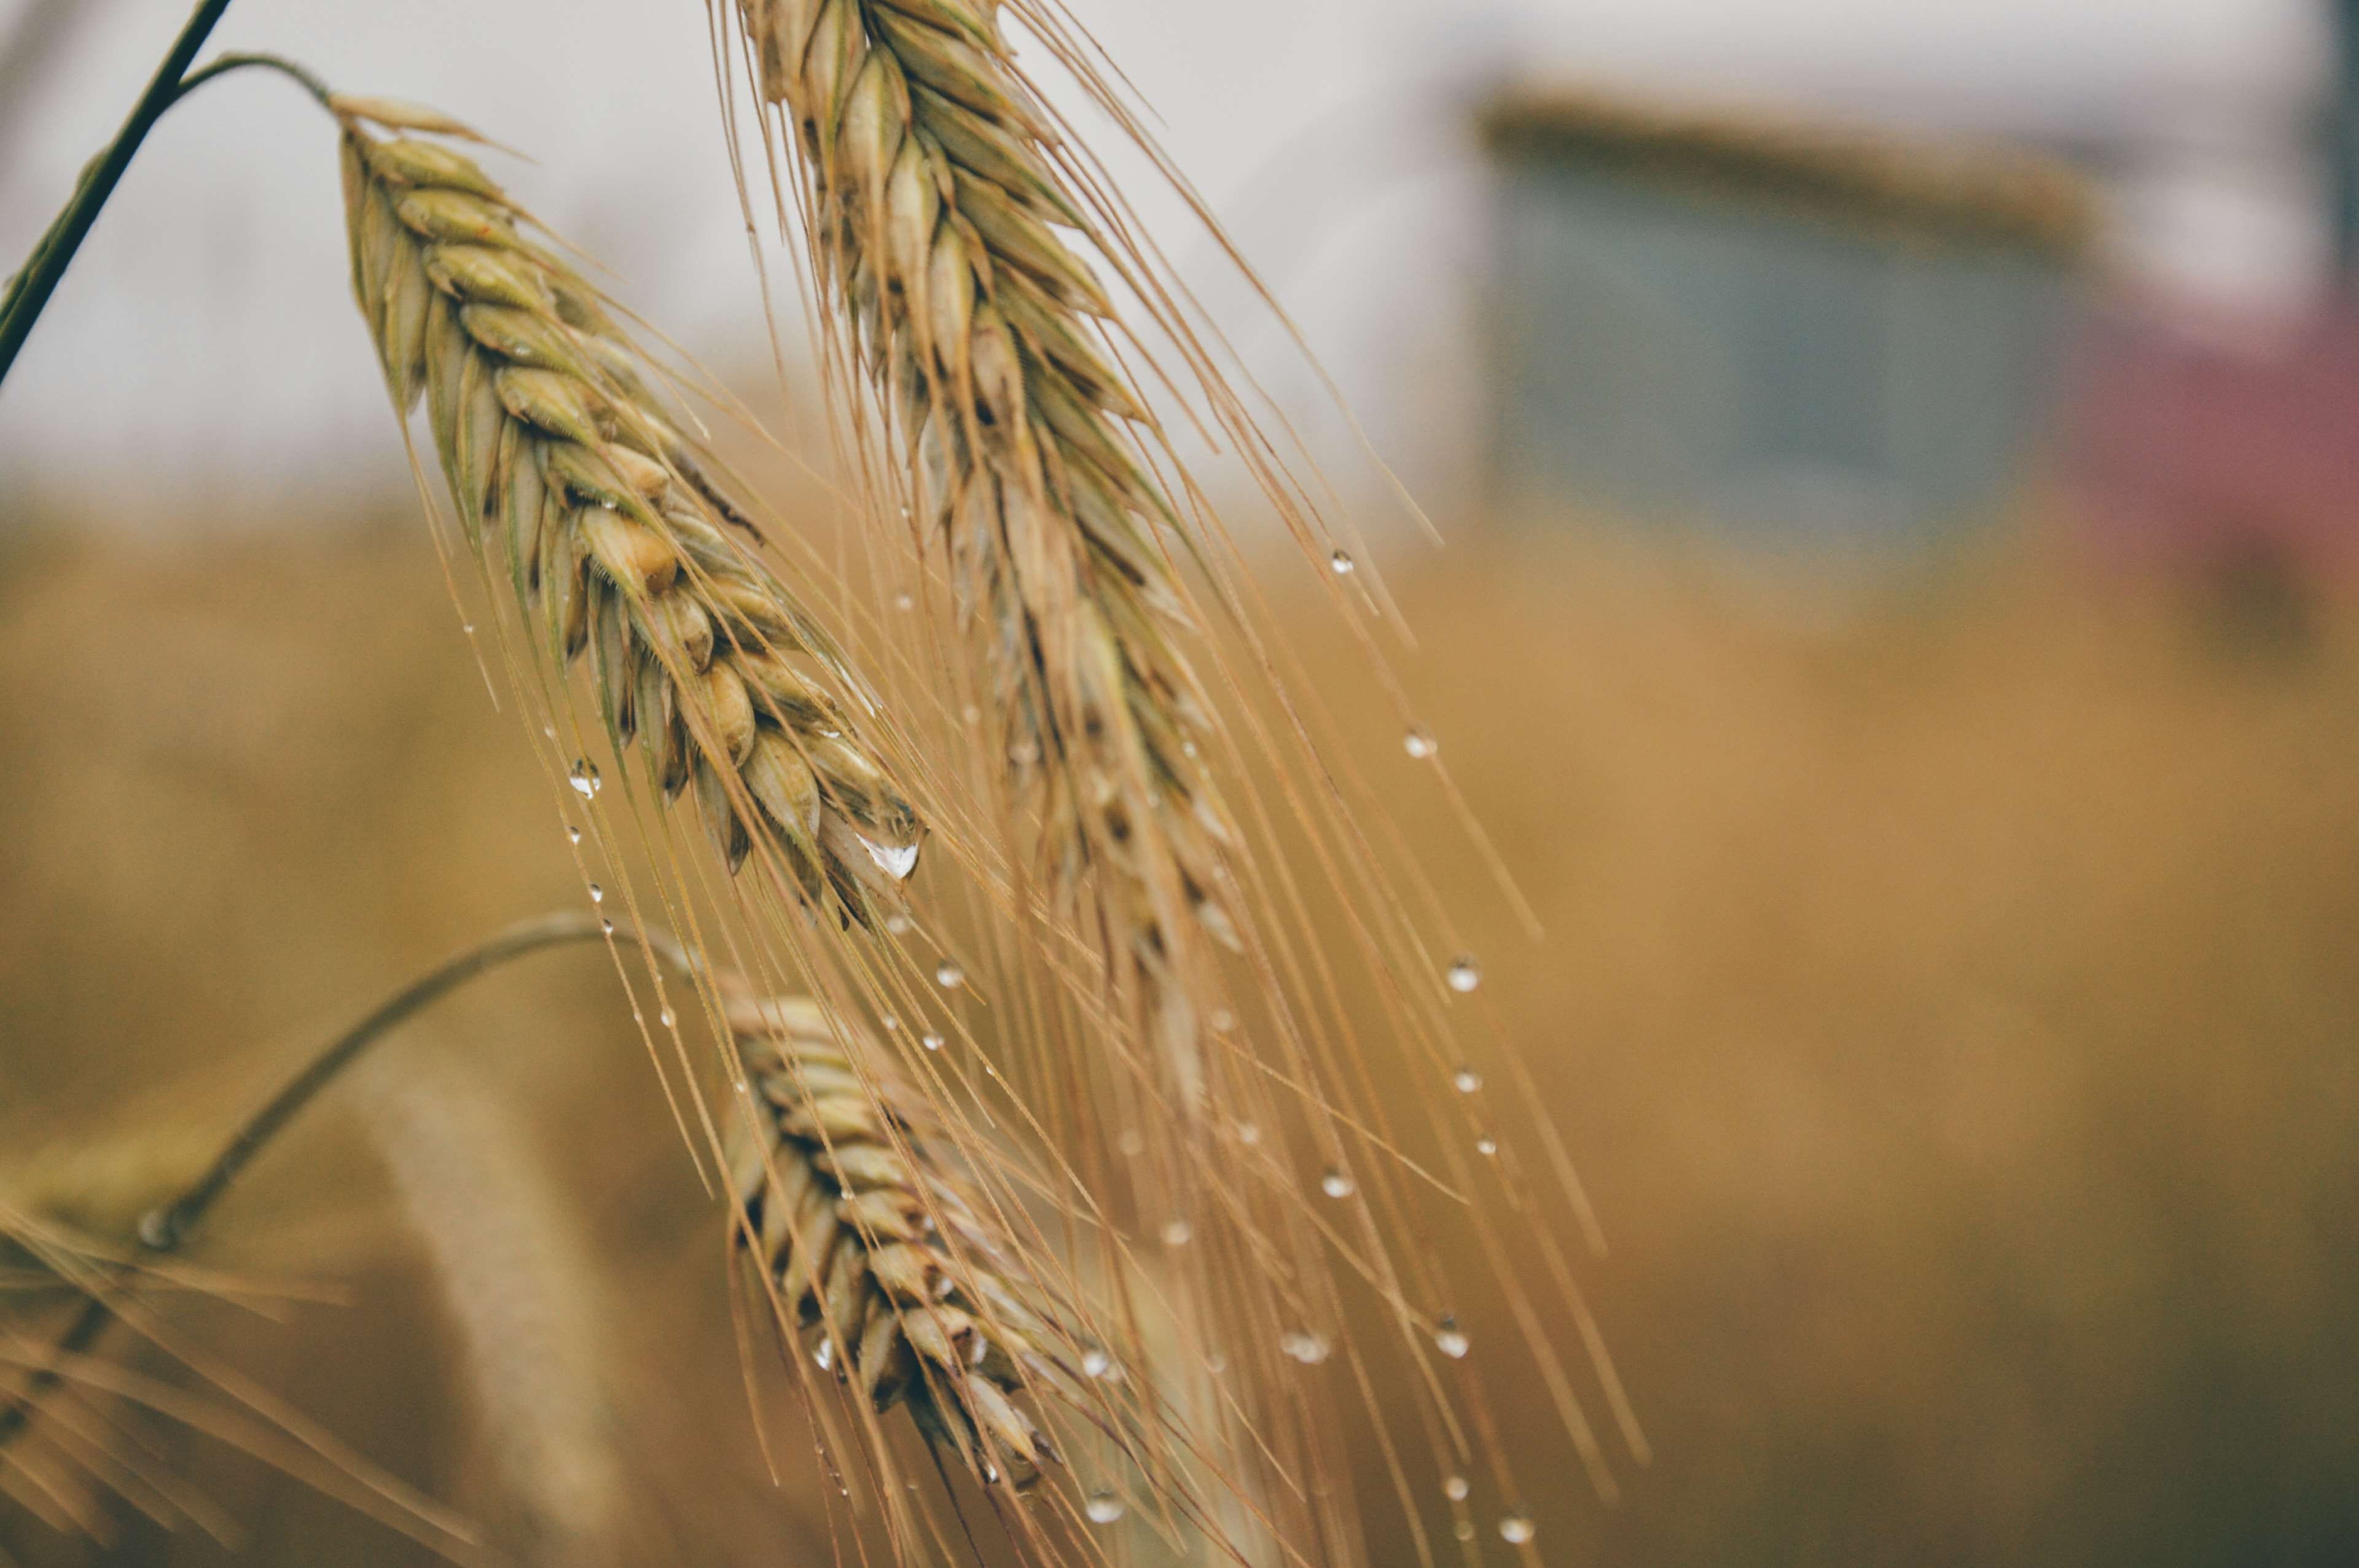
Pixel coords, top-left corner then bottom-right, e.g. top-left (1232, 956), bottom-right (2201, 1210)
top-left (737, 0), bottom-right (1238, 1096)
top-left (719, 978), bottom-right (1081, 1488)
top-left (337, 100), bottom-right (924, 926)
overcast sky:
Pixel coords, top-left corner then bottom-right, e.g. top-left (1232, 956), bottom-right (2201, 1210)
top-left (0, 0), bottom-right (2332, 524)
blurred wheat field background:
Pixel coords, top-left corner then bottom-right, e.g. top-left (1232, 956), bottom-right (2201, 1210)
top-left (2, 505), bottom-right (2354, 1564)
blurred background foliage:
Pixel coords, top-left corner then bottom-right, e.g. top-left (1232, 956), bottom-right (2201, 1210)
top-left (3, 519), bottom-right (2357, 1562)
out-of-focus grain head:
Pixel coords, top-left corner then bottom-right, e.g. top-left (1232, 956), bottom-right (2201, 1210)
top-left (363, 1059), bottom-right (625, 1568)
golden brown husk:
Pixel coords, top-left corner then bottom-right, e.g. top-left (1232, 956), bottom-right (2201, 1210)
top-left (337, 109), bottom-right (925, 927)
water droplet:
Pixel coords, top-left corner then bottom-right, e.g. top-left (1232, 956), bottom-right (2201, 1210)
top-left (1434, 1316), bottom-right (1470, 1359)
top-left (1007, 739), bottom-right (1040, 766)
top-left (565, 822), bottom-right (582, 844)
top-left (1404, 727), bottom-right (1438, 759)
top-left (461, 621), bottom-right (475, 634)
top-left (1117, 1129), bottom-right (1145, 1157)
top-left (885, 913), bottom-right (914, 935)
top-left (894, 591), bottom-right (915, 611)
top-left (1443, 1474), bottom-right (1470, 1502)
top-left (659, 1007), bottom-right (676, 1028)
top-left (542, 723), bottom-right (558, 740)
top-left (587, 883), bottom-right (604, 904)
top-left (861, 836), bottom-right (920, 880)
top-left (1498, 1513), bottom-right (1535, 1545)
top-left (568, 758), bottom-right (601, 798)
top-left (1205, 1350), bottom-right (1229, 1375)
top-left (1280, 1331), bottom-right (1330, 1365)
top-left (881, 1015), bottom-right (900, 1033)
top-left (1452, 1066), bottom-right (1482, 1093)
top-left (600, 918), bottom-right (614, 935)
top-left (1085, 1490), bottom-right (1127, 1525)
top-left (982, 1462), bottom-right (1000, 1484)
top-left (1081, 1348), bottom-right (1113, 1379)
top-left (1476, 1136), bottom-right (1498, 1157)
top-left (1447, 955), bottom-right (1482, 993)
top-left (1160, 1219), bottom-right (1192, 1247)
top-left (921, 1031), bottom-right (944, 1051)
top-left (961, 704), bottom-right (982, 725)
top-left (1209, 1008), bottom-right (1235, 1032)
top-left (1453, 1521), bottom-right (1476, 1543)
top-left (934, 959), bottom-right (964, 989)
top-left (1329, 550), bottom-right (1355, 575)
top-left (1235, 1121), bottom-right (1261, 1147)
top-left (1320, 1168), bottom-right (1355, 1199)
top-left (813, 1339), bottom-right (834, 1371)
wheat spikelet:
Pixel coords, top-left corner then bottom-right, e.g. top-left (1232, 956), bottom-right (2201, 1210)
top-left (735, 0), bottom-right (1238, 1101)
top-left (337, 100), bottom-right (925, 928)
top-left (719, 978), bottom-right (1073, 1488)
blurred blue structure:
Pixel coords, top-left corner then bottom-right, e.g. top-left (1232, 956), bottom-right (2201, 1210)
top-left (1481, 89), bottom-right (2097, 553)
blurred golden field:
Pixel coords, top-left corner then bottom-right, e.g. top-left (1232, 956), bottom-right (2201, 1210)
top-left (2, 512), bottom-right (2357, 1563)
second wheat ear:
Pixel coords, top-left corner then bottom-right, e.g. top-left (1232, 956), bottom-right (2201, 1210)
top-left (742, 0), bottom-right (1248, 1107)
top-left (337, 98), bottom-right (926, 927)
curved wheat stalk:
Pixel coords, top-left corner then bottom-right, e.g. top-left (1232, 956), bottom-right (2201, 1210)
top-left (338, 100), bottom-right (924, 927)
top-left (736, 0), bottom-right (1240, 1105)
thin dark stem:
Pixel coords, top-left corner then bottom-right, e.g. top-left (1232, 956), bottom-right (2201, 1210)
top-left (171, 50), bottom-right (334, 109)
top-left (140, 911), bottom-right (620, 1250)
top-left (0, 0), bottom-right (234, 388)
top-left (0, 910), bottom-right (694, 1446)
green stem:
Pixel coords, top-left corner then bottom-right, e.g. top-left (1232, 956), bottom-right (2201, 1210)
top-left (0, 0), bottom-right (237, 388)
top-left (0, 910), bottom-right (695, 1446)
top-left (171, 50), bottom-right (334, 110)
